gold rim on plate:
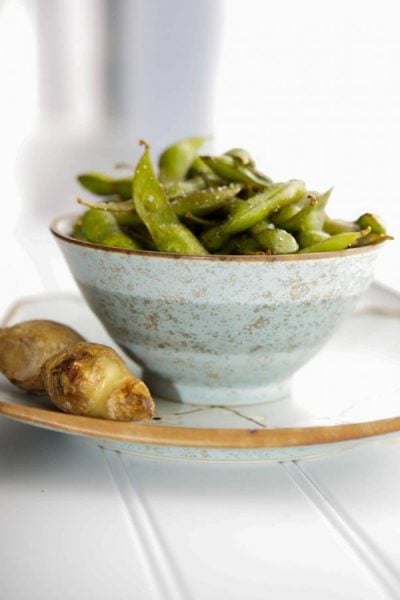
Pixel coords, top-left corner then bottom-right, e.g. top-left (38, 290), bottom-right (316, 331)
top-left (1, 400), bottom-right (400, 449)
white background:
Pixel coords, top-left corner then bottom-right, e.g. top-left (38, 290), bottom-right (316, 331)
top-left (0, 0), bottom-right (399, 315)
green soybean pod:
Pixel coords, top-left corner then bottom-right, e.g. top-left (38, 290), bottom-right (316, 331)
top-left (77, 197), bottom-right (143, 228)
top-left (351, 232), bottom-right (393, 247)
top-left (297, 229), bottom-right (330, 249)
top-left (80, 209), bottom-right (141, 249)
top-left (250, 219), bottom-right (273, 236)
top-left (77, 173), bottom-right (133, 199)
top-left (201, 155), bottom-right (272, 187)
top-left (218, 235), bottom-right (261, 255)
top-left (314, 187), bottom-right (333, 209)
top-left (356, 213), bottom-right (387, 234)
top-left (201, 180), bottom-right (306, 252)
top-left (323, 217), bottom-right (360, 235)
top-left (254, 228), bottom-right (299, 254)
top-left (224, 148), bottom-right (255, 167)
top-left (158, 136), bottom-right (209, 183)
top-left (282, 204), bottom-right (325, 233)
top-left (77, 197), bottom-right (135, 213)
top-left (100, 232), bottom-right (141, 249)
top-left (186, 155), bottom-right (217, 178)
top-left (133, 141), bottom-right (208, 255)
top-left (298, 230), bottom-right (370, 253)
top-left (164, 175), bottom-right (218, 199)
top-left (71, 217), bottom-right (88, 241)
top-left (114, 211), bottom-right (143, 228)
top-left (271, 203), bottom-right (303, 227)
top-left (171, 184), bottom-right (241, 218)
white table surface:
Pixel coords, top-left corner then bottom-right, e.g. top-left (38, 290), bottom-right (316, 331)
top-left (1, 250), bottom-right (400, 599)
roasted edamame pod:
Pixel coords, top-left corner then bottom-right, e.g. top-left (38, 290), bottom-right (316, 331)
top-left (158, 136), bottom-right (209, 183)
top-left (164, 174), bottom-right (221, 199)
top-left (280, 189), bottom-right (331, 233)
top-left (281, 203), bottom-right (325, 233)
top-left (171, 184), bottom-right (241, 218)
top-left (201, 180), bottom-right (306, 251)
top-left (270, 202), bottom-right (303, 227)
top-left (133, 141), bottom-right (208, 255)
top-left (296, 229), bottom-right (330, 249)
top-left (356, 213), bottom-right (386, 234)
top-left (218, 235), bottom-right (261, 255)
top-left (224, 148), bottom-right (255, 167)
top-left (254, 227), bottom-right (299, 254)
top-left (81, 209), bottom-right (141, 249)
top-left (250, 219), bottom-right (273, 236)
top-left (298, 229), bottom-right (370, 253)
top-left (351, 232), bottom-right (394, 247)
top-left (77, 197), bottom-right (144, 229)
top-left (201, 155), bottom-right (272, 187)
top-left (77, 173), bottom-right (132, 199)
top-left (323, 217), bottom-right (360, 235)
top-left (78, 197), bottom-right (135, 213)
top-left (71, 217), bottom-right (88, 241)
top-left (313, 187), bottom-right (333, 209)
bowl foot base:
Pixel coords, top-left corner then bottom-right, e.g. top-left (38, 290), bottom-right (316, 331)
top-left (144, 372), bottom-right (292, 406)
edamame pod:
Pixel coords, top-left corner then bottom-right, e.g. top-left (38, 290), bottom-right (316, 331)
top-left (253, 228), bottom-right (299, 254)
top-left (314, 187), bottom-right (333, 209)
top-left (71, 218), bottom-right (88, 241)
top-left (356, 213), bottom-right (386, 234)
top-left (298, 229), bottom-right (370, 253)
top-left (224, 148), bottom-right (255, 167)
top-left (78, 197), bottom-right (135, 213)
top-left (133, 141), bottom-right (208, 255)
top-left (201, 180), bottom-right (306, 251)
top-left (323, 217), bottom-right (360, 235)
top-left (297, 229), bottom-right (330, 249)
top-left (77, 197), bottom-right (143, 228)
top-left (77, 173), bottom-right (132, 199)
top-left (81, 209), bottom-right (141, 249)
top-left (201, 155), bottom-right (272, 187)
top-left (271, 203), bottom-right (303, 227)
top-left (164, 174), bottom-right (222, 199)
top-left (250, 219), bottom-right (273, 236)
top-left (171, 184), bottom-right (241, 218)
top-left (186, 156), bottom-right (216, 178)
top-left (351, 232), bottom-right (393, 247)
top-left (282, 204), bottom-right (325, 233)
top-left (158, 136), bottom-right (209, 183)
top-left (219, 235), bottom-right (261, 255)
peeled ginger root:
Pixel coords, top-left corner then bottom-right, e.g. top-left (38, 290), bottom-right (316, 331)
top-left (0, 320), bottom-right (84, 392)
top-left (41, 342), bottom-right (154, 422)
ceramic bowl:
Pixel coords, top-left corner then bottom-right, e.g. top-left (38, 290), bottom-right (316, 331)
top-left (51, 216), bottom-right (379, 406)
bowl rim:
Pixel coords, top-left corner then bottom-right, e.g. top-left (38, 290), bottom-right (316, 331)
top-left (50, 214), bottom-right (380, 263)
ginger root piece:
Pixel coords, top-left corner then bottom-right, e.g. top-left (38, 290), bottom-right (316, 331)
top-left (41, 342), bottom-right (154, 422)
top-left (0, 320), bottom-right (84, 392)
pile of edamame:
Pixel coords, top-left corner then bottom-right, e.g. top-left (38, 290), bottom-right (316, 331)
top-left (72, 137), bottom-right (392, 255)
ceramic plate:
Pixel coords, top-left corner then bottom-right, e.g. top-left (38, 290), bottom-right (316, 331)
top-left (0, 283), bottom-right (399, 462)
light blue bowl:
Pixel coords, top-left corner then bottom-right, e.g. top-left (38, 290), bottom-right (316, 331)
top-left (51, 216), bottom-right (379, 406)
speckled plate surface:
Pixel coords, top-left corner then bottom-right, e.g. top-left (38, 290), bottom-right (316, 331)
top-left (0, 284), bottom-right (399, 462)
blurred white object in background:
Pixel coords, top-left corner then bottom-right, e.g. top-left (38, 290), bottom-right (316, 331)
top-left (12, 0), bottom-right (223, 300)
top-left (0, 0), bottom-right (43, 312)
top-left (1, 0), bottom-right (399, 318)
